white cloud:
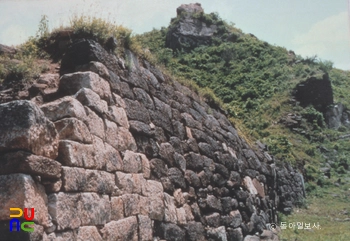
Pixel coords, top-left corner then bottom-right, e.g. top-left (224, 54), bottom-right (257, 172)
top-left (291, 11), bottom-right (350, 70)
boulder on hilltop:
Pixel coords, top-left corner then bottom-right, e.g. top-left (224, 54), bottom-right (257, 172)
top-left (165, 3), bottom-right (223, 51)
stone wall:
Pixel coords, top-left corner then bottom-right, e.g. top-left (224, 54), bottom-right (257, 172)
top-left (0, 39), bottom-right (304, 241)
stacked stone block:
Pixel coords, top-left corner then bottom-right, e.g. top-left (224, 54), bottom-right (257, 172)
top-left (0, 39), bottom-right (303, 241)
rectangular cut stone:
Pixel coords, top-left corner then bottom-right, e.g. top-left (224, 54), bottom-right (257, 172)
top-left (122, 150), bottom-right (142, 173)
top-left (164, 193), bottom-right (177, 223)
top-left (117, 127), bottom-right (137, 152)
top-left (143, 180), bottom-right (164, 197)
top-left (0, 100), bottom-right (59, 159)
top-left (139, 196), bottom-right (150, 216)
top-left (48, 192), bottom-right (111, 230)
top-left (75, 87), bottom-right (108, 115)
top-left (115, 172), bottom-right (146, 195)
top-left (84, 106), bottom-right (105, 140)
top-left (57, 140), bottom-right (95, 168)
top-left (79, 193), bottom-right (111, 226)
top-left (108, 106), bottom-right (129, 128)
top-left (101, 217), bottom-right (138, 241)
top-left (59, 71), bottom-right (112, 103)
top-left (0, 151), bottom-right (61, 178)
top-left (104, 142), bottom-right (123, 172)
top-left (148, 195), bottom-right (165, 221)
top-left (110, 197), bottom-right (124, 221)
top-left (0, 174), bottom-right (49, 227)
top-left (48, 192), bottom-right (81, 230)
top-left (176, 207), bottom-right (187, 225)
top-left (41, 96), bottom-right (86, 122)
top-left (140, 153), bottom-right (151, 178)
top-left (62, 167), bottom-right (115, 194)
top-left (77, 226), bottom-right (103, 241)
top-left (115, 171), bottom-right (134, 194)
top-left (121, 194), bottom-right (140, 216)
top-left (138, 215), bottom-right (153, 241)
top-left (104, 119), bottom-right (119, 150)
top-left (243, 176), bottom-right (258, 195)
top-left (54, 117), bottom-right (92, 144)
top-left (92, 135), bottom-right (107, 170)
top-left (55, 230), bottom-right (75, 241)
top-left (85, 170), bottom-right (115, 194)
top-left (143, 180), bottom-right (165, 220)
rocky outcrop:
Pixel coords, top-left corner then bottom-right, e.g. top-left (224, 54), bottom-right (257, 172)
top-left (324, 103), bottom-right (350, 129)
top-left (166, 3), bottom-right (222, 51)
top-left (0, 44), bottom-right (17, 55)
top-left (0, 39), bottom-right (304, 241)
top-left (293, 73), bottom-right (333, 112)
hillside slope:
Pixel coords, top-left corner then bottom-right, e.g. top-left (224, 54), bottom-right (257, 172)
top-left (0, 14), bottom-right (304, 241)
top-left (136, 2), bottom-right (350, 192)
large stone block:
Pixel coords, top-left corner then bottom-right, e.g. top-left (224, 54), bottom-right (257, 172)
top-left (124, 98), bottom-right (151, 123)
top-left (0, 174), bottom-right (49, 226)
top-left (116, 126), bottom-right (137, 152)
top-left (59, 71), bottom-right (112, 102)
top-left (79, 193), bottom-right (111, 226)
top-left (75, 87), bottom-right (108, 115)
top-left (77, 226), bottom-right (103, 241)
top-left (48, 192), bottom-right (111, 230)
top-left (0, 100), bottom-right (58, 159)
top-left (121, 194), bottom-right (140, 216)
top-left (54, 117), bottom-right (92, 144)
top-left (104, 119), bottom-right (120, 150)
top-left (122, 150), bottom-right (142, 173)
top-left (101, 216), bottom-right (138, 241)
top-left (0, 151), bottom-right (61, 178)
top-left (142, 180), bottom-right (164, 221)
top-left (115, 172), bottom-right (145, 194)
top-left (176, 207), bottom-right (187, 225)
top-left (41, 96), bottom-right (86, 122)
top-left (75, 61), bottom-right (110, 80)
top-left (48, 193), bottom-right (81, 230)
top-left (107, 106), bottom-right (129, 128)
top-left (243, 176), bottom-right (258, 195)
top-left (110, 197), bottom-right (124, 221)
top-left (84, 106), bottom-right (105, 140)
top-left (104, 142), bottom-right (123, 172)
top-left (57, 140), bottom-right (95, 168)
top-left (164, 193), bottom-right (177, 223)
top-left (62, 167), bottom-right (115, 194)
top-left (138, 215), bottom-right (153, 241)
top-left (159, 223), bottom-right (185, 241)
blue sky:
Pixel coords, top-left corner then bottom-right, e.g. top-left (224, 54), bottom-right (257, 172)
top-left (0, 0), bottom-right (349, 70)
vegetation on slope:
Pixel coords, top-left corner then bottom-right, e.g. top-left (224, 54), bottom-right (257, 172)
top-left (0, 12), bottom-right (349, 240)
top-left (135, 10), bottom-right (350, 240)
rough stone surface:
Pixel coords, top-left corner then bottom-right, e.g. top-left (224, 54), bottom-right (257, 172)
top-left (77, 226), bottom-right (103, 241)
top-left (57, 140), bottom-right (95, 168)
top-left (0, 151), bottom-right (61, 178)
top-left (59, 71), bottom-right (112, 102)
top-left (101, 216), bottom-right (138, 241)
top-left (0, 100), bottom-right (59, 159)
top-left (0, 21), bottom-right (305, 240)
top-left (75, 87), bottom-right (108, 114)
top-left (0, 174), bottom-right (49, 226)
top-left (166, 3), bottom-right (219, 51)
top-left (54, 117), bottom-right (92, 144)
top-left (41, 96), bottom-right (86, 122)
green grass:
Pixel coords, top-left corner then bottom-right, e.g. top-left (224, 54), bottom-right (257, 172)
top-left (279, 185), bottom-right (350, 241)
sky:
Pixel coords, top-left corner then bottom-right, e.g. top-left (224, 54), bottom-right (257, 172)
top-left (0, 0), bottom-right (349, 70)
